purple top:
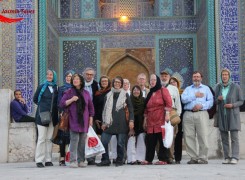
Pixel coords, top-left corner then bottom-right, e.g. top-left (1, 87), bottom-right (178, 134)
top-left (10, 99), bottom-right (28, 122)
top-left (60, 88), bottom-right (94, 133)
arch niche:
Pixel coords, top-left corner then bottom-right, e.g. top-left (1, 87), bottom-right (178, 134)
top-left (106, 54), bottom-right (149, 88)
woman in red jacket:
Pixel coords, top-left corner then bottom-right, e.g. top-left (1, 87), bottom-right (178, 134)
top-left (142, 74), bottom-right (172, 165)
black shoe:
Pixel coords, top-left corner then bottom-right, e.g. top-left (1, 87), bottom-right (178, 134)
top-left (87, 161), bottom-right (96, 165)
top-left (59, 160), bottom-right (66, 166)
top-left (112, 159), bottom-right (116, 164)
top-left (36, 162), bottom-right (44, 168)
top-left (115, 161), bottom-right (123, 167)
top-left (175, 161), bottom-right (181, 164)
top-left (45, 162), bottom-right (53, 166)
top-left (96, 161), bottom-right (110, 167)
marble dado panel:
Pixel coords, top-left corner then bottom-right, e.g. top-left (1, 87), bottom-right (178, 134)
top-left (219, 0), bottom-right (240, 84)
top-left (58, 17), bottom-right (197, 36)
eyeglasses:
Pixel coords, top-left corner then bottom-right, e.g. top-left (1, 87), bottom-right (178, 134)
top-left (86, 73), bottom-right (94, 76)
top-left (114, 81), bottom-right (121, 84)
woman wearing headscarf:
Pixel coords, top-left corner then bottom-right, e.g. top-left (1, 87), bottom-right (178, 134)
top-left (127, 85), bottom-right (145, 164)
top-left (141, 74), bottom-right (172, 165)
top-left (60, 73), bottom-right (94, 168)
top-left (215, 68), bottom-right (244, 164)
top-left (96, 76), bottom-right (134, 167)
top-left (55, 70), bottom-right (74, 166)
top-left (93, 75), bottom-right (111, 135)
top-left (33, 70), bottom-right (59, 168)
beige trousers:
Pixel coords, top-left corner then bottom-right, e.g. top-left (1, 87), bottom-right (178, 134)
top-left (183, 111), bottom-right (209, 161)
top-left (35, 122), bottom-right (54, 163)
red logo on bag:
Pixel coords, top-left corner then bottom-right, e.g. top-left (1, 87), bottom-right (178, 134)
top-left (88, 137), bottom-right (98, 147)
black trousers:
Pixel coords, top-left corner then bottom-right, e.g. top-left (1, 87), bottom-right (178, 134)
top-left (19, 115), bottom-right (35, 122)
top-left (145, 132), bottom-right (169, 162)
top-left (174, 120), bottom-right (183, 161)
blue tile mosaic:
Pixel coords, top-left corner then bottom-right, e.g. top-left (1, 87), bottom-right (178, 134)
top-left (16, 0), bottom-right (35, 113)
top-left (220, 0), bottom-right (240, 84)
top-left (157, 36), bottom-right (195, 89)
top-left (62, 40), bottom-right (98, 78)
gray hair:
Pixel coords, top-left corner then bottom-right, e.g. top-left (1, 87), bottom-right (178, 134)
top-left (83, 67), bottom-right (96, 76)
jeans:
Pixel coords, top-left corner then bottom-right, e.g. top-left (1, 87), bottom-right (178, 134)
top-left (69, 131), bottom-right (86, 163)
top-left (101, 132), bottom-right (127, 163)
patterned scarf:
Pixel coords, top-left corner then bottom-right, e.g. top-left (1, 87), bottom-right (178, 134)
top-left (38, 70), bottom-right (57, 103)
top-left (102, 87), bottom-right (127, 126)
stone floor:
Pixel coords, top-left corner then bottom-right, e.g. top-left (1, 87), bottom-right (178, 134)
top-left (0, 159), bottom-right (245, 180)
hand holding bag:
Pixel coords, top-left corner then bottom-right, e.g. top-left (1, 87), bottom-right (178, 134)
top-left (85, 126), bottom-right (105, 158)
top-left (161, 121), bottom-right (173, 148)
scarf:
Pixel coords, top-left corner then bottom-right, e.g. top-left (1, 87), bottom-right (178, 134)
top-left (95, 87), bottom-right (111, 96)
top-left (102, 88), bottom-right (127, 126)
top-left (85, 79), bottom-right (93, 100)
top-left (38, 70), bottom-right (57, 103)
top-left (130, 95), bottom-right (144, 116)
top-left (145, 75), bottom-right (162, 108)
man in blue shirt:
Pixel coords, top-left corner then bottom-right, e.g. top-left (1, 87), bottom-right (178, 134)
top-left (10, 90), bottom-right (35, 122)
top-left (181, 71), bottom-right (213, 164)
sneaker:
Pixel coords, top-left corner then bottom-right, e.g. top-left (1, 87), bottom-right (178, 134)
top-left (36, 162), bottom-right (44, 168)
top-left (70, 162), bottom-right (78, 168)
top-left (78, 161), bottom-right (87, 168)
top-left (222, 158), bottom-right (230, 164)
top-left (187, 159), bottom-right (198, 164)
top-left (230, 158), bottom-right (238, 164)
top-left (198, 159), bottom-right (208, 164)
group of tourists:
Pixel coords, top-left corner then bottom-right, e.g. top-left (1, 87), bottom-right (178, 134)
top-left (10, 67), bottom-right (244, 168)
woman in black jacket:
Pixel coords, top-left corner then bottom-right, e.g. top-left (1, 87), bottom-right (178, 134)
top-left (93, 75), bottom-right (111, 135)
top-left (33, 70), bottom-right (58, 168)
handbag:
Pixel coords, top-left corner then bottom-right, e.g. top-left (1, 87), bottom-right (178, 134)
top-left (124, 104), bottom-right (129, 123)
top-left (169, 109), bottom-right (181, 126)
top-left (160, 88), bottom-right (181, 126)
top-left (59, 110), bottom-right (69, 131)
top-left (39, 90), bottom-right (54, 125)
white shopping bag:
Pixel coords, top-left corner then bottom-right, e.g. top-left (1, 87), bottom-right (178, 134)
top-left (85, 126), bottom-right (105, 158)
top-left (127, 136), bottom-right (136, 163)
top-left (161, 121), bottom-right (173, 148)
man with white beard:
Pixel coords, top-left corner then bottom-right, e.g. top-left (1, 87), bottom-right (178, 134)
top-left (160, 70), bottom-right (182, 164)
top-left (181, 71), bottom-right (213, 164)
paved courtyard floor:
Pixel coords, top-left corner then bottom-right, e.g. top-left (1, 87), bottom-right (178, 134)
top-left (0, 159), bottom-right (245, 180)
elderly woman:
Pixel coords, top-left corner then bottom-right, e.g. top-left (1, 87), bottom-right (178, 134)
top-left (96, 76), bottom-right (134, 167)
top-left (55, 70), bottom-right (74, 166)
top-left (142, 74), bottom-right (172, 165)
top-left (60, 73), bottom-right (94, 168)
top-left (215, 68), bottom-right (244, 164)
top-left (33, 70), bottom-right (59, 168)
